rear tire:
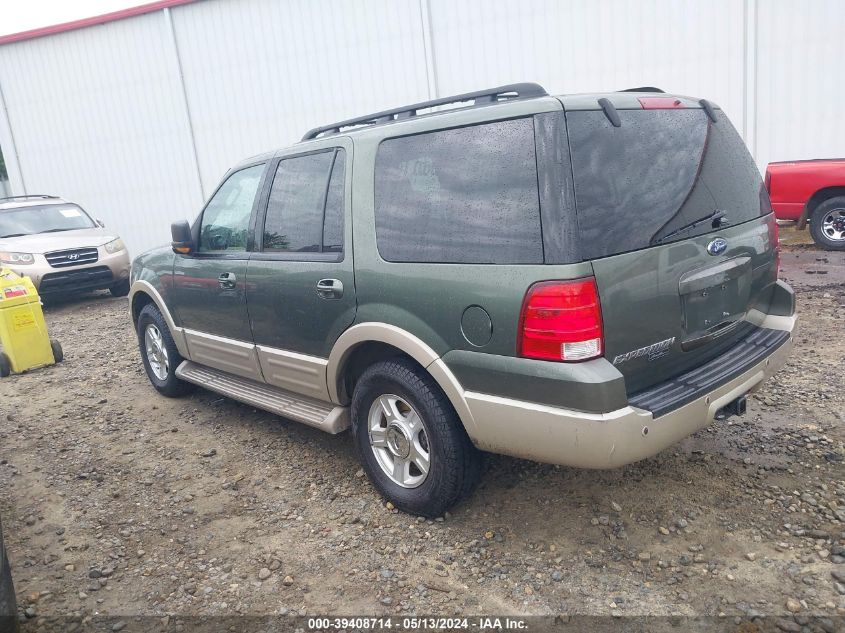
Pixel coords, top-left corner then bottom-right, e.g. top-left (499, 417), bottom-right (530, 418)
top-left (809, 196), bottom-right (845, 250)
top-left (351, 358), bottom-right (482, 518)
top-left (0, 353), bottom-right (10, 378)
top-left (110, 279), bottom-right (130, 297)
top-left (136, 304), bottom-right (195, 397)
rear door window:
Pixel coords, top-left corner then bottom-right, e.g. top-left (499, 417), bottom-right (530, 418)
top-left (262, 149), bottom-right (345, 255)
top-left (374, 118), bottom-right (543, 264)
top-left (566, 108), bottom-right (767, 259)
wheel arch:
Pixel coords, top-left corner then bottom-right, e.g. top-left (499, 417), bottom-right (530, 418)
top-left (327, 323), bottom-right (477, 436)
top-left (797, 186), bottom-right (845, 229)
top-left (129, 280), bottom-right (190, 358)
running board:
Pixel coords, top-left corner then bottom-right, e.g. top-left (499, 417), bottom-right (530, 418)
top-left (175, 361), bottom-right (349, 434)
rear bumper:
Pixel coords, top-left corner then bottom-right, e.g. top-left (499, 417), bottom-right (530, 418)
top-left (462, 313), bottom-right (795, 469)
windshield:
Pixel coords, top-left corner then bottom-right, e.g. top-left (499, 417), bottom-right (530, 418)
top-left (566, 108), bottom-right (770, 259)
top-left (0, 204), bottom-right (96, 238)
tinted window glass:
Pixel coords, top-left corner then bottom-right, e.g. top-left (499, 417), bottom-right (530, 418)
top-left (263, 149), bottom-right (344, 253)
top-left (199, 164), bottom-right (264, 252)
top-left (374, 118), bottom-right (543, 264)
top-left (567, 108), bottom-right (766, 259)
top-left (322, 151), bottom-right (345, 253)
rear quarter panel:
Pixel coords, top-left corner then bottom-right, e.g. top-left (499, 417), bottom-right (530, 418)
top-left (766, 160), bottom-right (845, 220)
top-left (348, 99), bottom-right (594, 359)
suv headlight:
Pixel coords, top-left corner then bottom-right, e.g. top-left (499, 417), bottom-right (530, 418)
top-left (104, 238), bottom-right (126, 254)
top-left (0, 251), bottom-right (35, 265)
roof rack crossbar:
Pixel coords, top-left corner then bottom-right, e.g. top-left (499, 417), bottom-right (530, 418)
top-left (301, 82), bottom-right (548, 141)
top-left (0, 195), bottom-right (59, 202)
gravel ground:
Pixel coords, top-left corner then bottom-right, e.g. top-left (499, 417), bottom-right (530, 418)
top-left (0, 228), bottom-right (843, 631)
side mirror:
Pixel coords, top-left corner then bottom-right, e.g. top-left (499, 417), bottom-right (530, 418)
top-left (96, 219), bottom-right (105, 228)
top-left (171, 220), bottom-right (194, 254)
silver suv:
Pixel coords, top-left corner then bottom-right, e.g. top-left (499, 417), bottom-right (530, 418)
top-left (0, 195), bottom-right (130, 297)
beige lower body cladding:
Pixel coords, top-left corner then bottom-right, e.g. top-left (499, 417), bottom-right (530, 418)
top-left (462, 318), bottom-right (795, 469)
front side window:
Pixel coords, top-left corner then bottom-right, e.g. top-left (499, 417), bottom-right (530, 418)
top-left (374, 118), bottom-right (543, 264)
top-left (198, 164), bottom-right (264, 253)
top-left (262, 149), bottom-right (345, 254)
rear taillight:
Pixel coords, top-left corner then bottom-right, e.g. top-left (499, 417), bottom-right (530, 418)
top-left (518, 278), bottom-right (604, 362)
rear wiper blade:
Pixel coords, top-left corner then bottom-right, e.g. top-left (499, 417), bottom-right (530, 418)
top-left (653, 210), bottom-right (728, 244)
top-left (0, 233), bottom-right (28, 238)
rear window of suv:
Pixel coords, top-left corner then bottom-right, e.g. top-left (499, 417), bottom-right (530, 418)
top-left (374, 118), bottom-right (543, 264)
top-left (566, 108), bottom-right (769, 259)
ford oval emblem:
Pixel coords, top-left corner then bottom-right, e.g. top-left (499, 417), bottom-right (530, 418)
top-left (707, 238), bottom-right (728, 256)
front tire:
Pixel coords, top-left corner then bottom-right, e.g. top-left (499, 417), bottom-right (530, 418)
top-left (136, 304), bottom-right (194, 397)
top-left (809, 197), bottom-right (845, 251)
top-left (351, 358), bottom-right (482, 517)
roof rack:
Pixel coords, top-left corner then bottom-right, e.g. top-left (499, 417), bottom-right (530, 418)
top-left (619, 86), bottom-right (665, 93)
top-left (301, 82), bottom-right (548, 141)
top-left (0, 194), bottom-right (60, 202)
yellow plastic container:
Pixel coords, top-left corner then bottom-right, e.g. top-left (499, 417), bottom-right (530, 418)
top-left (0, 267), bottom-right (59, 376)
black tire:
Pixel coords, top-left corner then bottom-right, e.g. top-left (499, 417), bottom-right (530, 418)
top-left (136, 303), bottom-right (195, 397)
top-left (0, 353), bottom-right (10, 378)
top-left (50, 339), bottom-right (63, 363)
top-left (0, 546), bottom-right (17, 632)
top-left (110, 279), bottom-right (130, 297)
top-left (351, 358), bottom-right (482, 518)
top-left (809, 196), bottom-right (845, 251)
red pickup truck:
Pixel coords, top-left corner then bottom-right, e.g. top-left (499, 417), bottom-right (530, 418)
top-left (765, 159), bottom-right (845, 250)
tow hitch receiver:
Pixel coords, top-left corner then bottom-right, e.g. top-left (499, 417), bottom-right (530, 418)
top-left (716, 395), bottom-right (747, 420)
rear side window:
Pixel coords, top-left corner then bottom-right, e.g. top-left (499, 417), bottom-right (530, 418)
top-left (567, 108), bottom-right (767, 259)
top-left (374, 118), bottom-right (543, 264)
top-left (262, 149), bottom-right (345, 254)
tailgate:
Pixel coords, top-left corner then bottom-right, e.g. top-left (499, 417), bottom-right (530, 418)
top-left (591, 218), bottom-right (778, 393)
top-left (565, 103), bottom-right (779, 393)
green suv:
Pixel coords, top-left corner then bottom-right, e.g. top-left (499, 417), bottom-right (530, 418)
top-left (129, 83), bottom-right (796, 517)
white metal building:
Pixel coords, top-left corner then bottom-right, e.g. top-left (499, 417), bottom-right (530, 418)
top-left (0, 0), bottom-right (842, 256)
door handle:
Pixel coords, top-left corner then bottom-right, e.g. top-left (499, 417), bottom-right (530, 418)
top-left (218, 272), bottom-right (237, 289)
top-left (316, 278), bottom-right (343, 299)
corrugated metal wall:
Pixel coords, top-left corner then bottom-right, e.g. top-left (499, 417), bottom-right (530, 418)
top-left (755, 0), bottom-right (844, 173)
top-left (0, 0), bottom-right (842, 256)
top-left (171, 0), bottom-right (432, 197)
top-left (427, 0), bottom-right (746, 124)
top-left (0, 11), bottom-right (201, 253)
